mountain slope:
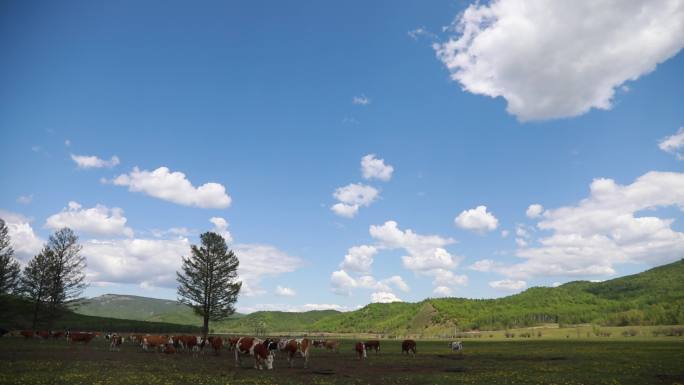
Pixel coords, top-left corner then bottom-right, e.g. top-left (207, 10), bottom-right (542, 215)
top-left (74, 259), bottom-right (684, 334)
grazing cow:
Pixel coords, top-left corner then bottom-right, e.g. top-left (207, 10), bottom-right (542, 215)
top-left (401, 340), bottom-right (416, 356)
top-left (142, 335), bottom-right (171, 351)
top-left (324, 339), bottom-right (340, 353)
top-left (234, 337), bottom-right (273, 370)
top-left (20, 330), bottom-right (35, 339)
top-left (312, 339), bottom-right (325, 348)
top-left (131, 334), bottom-right (145, 345)
top-left (263, 338), bottom-right (282, 357)
top-left (354, 342), bottom-right (367, 359)
top-left (68, 332), bottom-right (96, 344)
top-left (364, 340), bottom-right (380, 354)
top-left (450, 341), bottom-right (463, 351)
top-left (109, 334), bottom-right (123, 351)
top-left (280, 338), bottom-right (311, 368)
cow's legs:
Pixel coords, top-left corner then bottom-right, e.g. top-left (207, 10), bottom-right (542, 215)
top-left (234, 349), bottom-right (240, 368)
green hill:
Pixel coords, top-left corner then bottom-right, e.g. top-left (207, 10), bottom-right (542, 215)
top-left (70, 259), bottom-right (684, 335)
top-left (74, 294), bottom-right (244, 325)
top-left (0, 295), bottom-right (200, 333)
top-left (311, 259), bottom-right (684, 334)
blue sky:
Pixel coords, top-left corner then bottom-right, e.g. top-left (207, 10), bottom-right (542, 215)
top-left (1, 0), bottom-right (684, 312)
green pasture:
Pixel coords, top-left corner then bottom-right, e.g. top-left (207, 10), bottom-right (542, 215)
top-left (1, 335), bottom-right (682, 385)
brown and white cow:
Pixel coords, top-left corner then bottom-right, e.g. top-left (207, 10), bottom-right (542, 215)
top-left (142, 335), bottom-right (171, 351)
top-left (227, 336), bottom-right (240, 351)
top-left (280, 338), bottom-right (311, 368)
top-left (164, 344), bottom-right (177, 354)
top-left (52, 331), bottom-right (65, 339)
top-left (354, 342), bottom-right (367, 359)
top-left (324, 339), bottom-right (340, 353)
top-left (234, 337), bottom-right (273, 370)
top-left (20, 330), bottom-right (35, 339)
top-left (68, 332), bottom-right (96, 344)
top-left (37, 330), bottom-right (51, 339)
top-left (207, 336), bottom-right (223, 355)
top-left (401, 339), bottom-right (416, 356)
top-left (364, 340), bottom-right (380, 354)
top-left (109, 334), bottom-right (124, 351)
top-left (178, 335), bottom-right (202, 352)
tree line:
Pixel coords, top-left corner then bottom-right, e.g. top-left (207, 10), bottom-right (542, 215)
top-left (1, 218), bottom-right (242, 335)
top-left (0, 219), bottom-right (86, 329)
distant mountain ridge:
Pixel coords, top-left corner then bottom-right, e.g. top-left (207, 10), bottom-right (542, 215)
top-left (74, 259), bottom-right (684, 334)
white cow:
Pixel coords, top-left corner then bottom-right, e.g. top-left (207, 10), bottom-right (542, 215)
top-left (450, 341), bottom-right (463, 351)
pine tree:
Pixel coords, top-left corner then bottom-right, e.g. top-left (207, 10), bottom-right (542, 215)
top-left (45, 228), bottom-right (87, 324)
top-left (21, 247), bottom-right (54, 329)
top-left (177, 232), bottom-right (241, 336)
top-left (0, 219), bottom-right (21, 295)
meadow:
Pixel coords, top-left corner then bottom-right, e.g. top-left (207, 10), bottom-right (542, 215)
top-left (1, 332), bottom-right (683, 385)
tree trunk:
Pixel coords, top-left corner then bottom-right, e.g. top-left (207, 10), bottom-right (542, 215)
top-left (202, 314), bottom-right (209, 337)
top-left (31, 298), bottom-right (40, 330)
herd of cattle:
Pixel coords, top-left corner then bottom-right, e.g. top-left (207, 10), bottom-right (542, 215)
top-left (5, 329), bottom-right (464, 370)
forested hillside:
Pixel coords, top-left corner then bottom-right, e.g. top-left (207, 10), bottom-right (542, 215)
top-left (70, 259), bottom-right (684, 334)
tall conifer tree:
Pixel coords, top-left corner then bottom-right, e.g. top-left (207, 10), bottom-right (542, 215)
top-left (177, 232), bottom-right (241, 336)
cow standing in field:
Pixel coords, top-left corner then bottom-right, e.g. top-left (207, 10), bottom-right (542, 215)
top-left (178, 335), bottom-right (203, 353)
top-left (450, 341), bottom-right (463, 352)
top-left (109, 334), bottom-right (123, 351)
top-left (401, 339), bottom-right (416, 356)
top-left (52, 331), bottom-right (64, 339)
top-left (37, 330), bottom-right (50, 339)
top-left (234, 337), bottom-right (273, 370)
top-left (227, 336), bottom-right (240, 351)
top-left (207, 336), bottom-right (223, 355)
top-left (280, 338), bottom-right (311, 368)
top-left (324, 339), bottom-right (340, 353)
top-left (68, 332), bottom-right (96, 344)
top-left (364, 340), bottom-right (380, 354)
top-left (20, 330), bottom-right (34, 339)
top-left (142, 335), bottom-right (171, 351)
top-left (354, 342), bottom-right (367, 359)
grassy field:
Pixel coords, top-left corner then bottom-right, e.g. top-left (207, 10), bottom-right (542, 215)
top-left (1, 336), bottom-right (683, 385)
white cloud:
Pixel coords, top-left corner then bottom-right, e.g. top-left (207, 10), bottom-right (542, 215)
top-left (340, 245), bottom-right (378, 273)
top-left (361, 154), bottom-right (394, 181)
top-left (16, 195), bottom-right (33, 205)
top-left (209, 217), bottom-right (233, 243)
top-left (82, 239), bottom-right (300, 294)
top-left (659, 127), bottom-right (684, 160)
top-left (526, 204), bottom-right (544, 219)
top-left (331, 203), bottom-right (360, 218)
top-left (408, 27), bottom-right (436, 40)
top-left (434, 0), bottom-right (684, 121)
top-left (454, 205), bottom-right (498, 232)
top-left (45, 201), bottom-right (134, 237)
top-left (501, 230), bottom-right (509, 238)
top-left (71, 153), bottom-right (120, 169)
top-left (237, 303), bottom-right (349, 313)
top-left (0, 210), bottom-right (44, 260)
top-left (370, 220), bottom-right (460, 272)
top-left (275, 285), bottom-right (296, 297)
top-left (515, 238), bottom-right (528, 248)
top-left (489, 279), bottom-right (527, 291)
top-left (330, 183), bottom-right (379, 218)
top-left (65, 139), bottom-right (71, 147)
top-left (370, 291), bottom-right (402, 303)
top-left (352, 95), bottom-right (371, 105)
top-left (330, 270), bottom-right (358, 296)
top-left (234, 244), bottom-right (302, 296)
top-left (433, 286), bottom-right (452, 297)
top-left (552, 282), bottom-right (562, 287)
top-left (468, 259), bottom-right (502, 273)
top-left (112, 167), bottom-right (231, 209)
top-left (430, 268), bottom-right (468, 287)
top-left (82, 237), bottom-right (190, 288)
top-left (330, 270), bottom-right (409, 296)
top-left (506, 171), bottom-right (684, 279)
